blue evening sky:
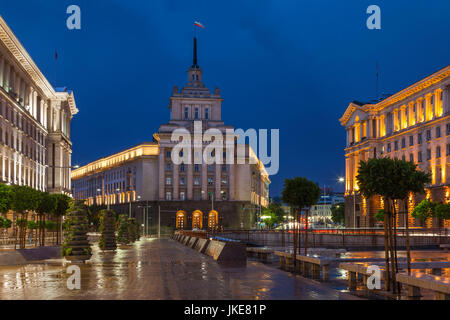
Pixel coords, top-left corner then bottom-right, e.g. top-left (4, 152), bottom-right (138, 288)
top-left (1, 0), bottom-right (449, 196)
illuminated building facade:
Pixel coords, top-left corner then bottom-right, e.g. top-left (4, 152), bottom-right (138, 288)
top-left (72, 38), bottom-right (270, 230)
top-left (0, 16), bottom-right (78, 194)
top-left (340, 65), bottom-right (450, 228)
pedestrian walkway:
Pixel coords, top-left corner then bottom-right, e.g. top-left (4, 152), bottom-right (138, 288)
top-left (0, 238), bottom-right (360, 300)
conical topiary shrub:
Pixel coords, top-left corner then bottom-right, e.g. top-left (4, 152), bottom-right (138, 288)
top-left (128, 218), bottom-right (139, 243)
top-left (62, 209), bottom-right (92, 262)
top-left (98, 210), bottom-right (117, 251)
top-left (117, 214), bottom-right (130, 245)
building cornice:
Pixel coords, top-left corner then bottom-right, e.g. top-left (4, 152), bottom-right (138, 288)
top-left (0, 16), bottom-right (79, 116)
top-left (372, 65), bottom-right (450, 111)
top-left (0, 16), bottom-right (56, 98)
top-left (71, 143), bottom-right (159, 180)
top-left (340, 65), bottom-right (450, 126)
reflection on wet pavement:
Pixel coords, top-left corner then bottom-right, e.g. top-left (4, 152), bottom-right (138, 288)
top-left (0, 239), bottom-right (359, 300)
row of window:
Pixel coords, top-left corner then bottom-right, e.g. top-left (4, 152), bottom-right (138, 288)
top-left (184, 106), bottom-right (209, 120)
top-left (166, 176), bottom-right (228, 186)
top-left (0, 127), bottom-right (44, 164)
top-left (384, 125), bottom-right (449, 153)
top-left (165, 191), bottom-right (228, 201)
top-left (165, 162), bottom-right (228, 173)
top-left (388, 144), bottom-right (450, 163)
top-left (0, 99), bottom-right (44, 145)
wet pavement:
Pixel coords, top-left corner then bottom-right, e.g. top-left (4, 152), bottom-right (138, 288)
top-left (0, 238), bottom-right (360, 300)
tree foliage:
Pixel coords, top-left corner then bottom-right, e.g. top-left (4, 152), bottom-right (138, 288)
top-left (261, 202), bottom-right (286, 228)
top-left (375, 209), bottom-right (385, 222)
top-left (10, 185), bottom-right (40, 213)
top-left (435, 202), bottom-right (450, 220)
top-left (281, 177), bottom-right (321, 209)
top-left (0, 184), bottom-right (12, 214)
top-left (36, 192), bottom-right (56, 216)
top-left (331, 202), bottom-right (345, 224)
top-left (357, 158), bottom-right (431, 201)
top-left (52, 194), bottom-right (72, 217)
top-left (0, 216), bottom-right (12, 229)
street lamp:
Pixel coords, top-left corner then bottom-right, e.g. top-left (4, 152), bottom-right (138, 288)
top-left (138, 202), bottom-right (151, 237)
top-left (96, 188), bottom-right (102, 206)
top-left (338, 176), bottom-right (357, 229)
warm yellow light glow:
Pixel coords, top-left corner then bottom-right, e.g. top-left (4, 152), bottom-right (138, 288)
top-left (71, 143), bottom-right (159, 180)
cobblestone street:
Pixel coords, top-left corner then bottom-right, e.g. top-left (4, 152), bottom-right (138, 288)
top-left (0, 239), bottom-right (359, 300)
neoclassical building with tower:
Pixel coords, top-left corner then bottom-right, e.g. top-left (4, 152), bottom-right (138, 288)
top-left (72, 38), bottom-right (270, 231)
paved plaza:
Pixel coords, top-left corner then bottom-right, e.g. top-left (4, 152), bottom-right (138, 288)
top-left (0, 239), bottom-right (360, 300)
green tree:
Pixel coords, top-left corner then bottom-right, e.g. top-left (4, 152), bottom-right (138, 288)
top-left (10, 186), bottom-right (40, 249)
top-left (51, 194), bottom-right (72, 245)
top-left (412, 199), bottom-right (435, 221)
top-left (261, 203), bottom-right (285, 229)
top-left (282, 177), bottom-right (321, 257)
top-left (331, 202), bottom-right (345, 224)
top-left (435, 202), bottom-right (450, 220)
top-left (375, 209), bottom-right (385, 222)
top-left (357, 158), bottom-right (430, 292)
top-left (36, 192), bottom-right (56, 246)
top-left (0, 184), bottom-right (12, 216)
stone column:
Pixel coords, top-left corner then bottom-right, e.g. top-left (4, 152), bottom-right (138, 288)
top-left (0, 55), bottom-right (4, 87)
top-left (187, 160), bottom-right (193, 200)
top-left (228, 164), bottom-right (235, 200)
top-left (158, 147), bottom-right (165, 200)
top-left (201, 162), bottom-right (207, 200)
top-left (173, 163), bottom-right (179, 200)
top-left (443, 85), bottom-right (450, 115)
top-left (215, 164), bottom-right (221, 201)
top-left (353, 152), bottom-right (359, 190)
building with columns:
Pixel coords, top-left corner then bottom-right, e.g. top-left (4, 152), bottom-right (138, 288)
top-left (72, 38), bottom-right (270, 231)
top-left (0, 16), bottom-right (78, 195)
top-left (340, 65), bottom-right (450, 229)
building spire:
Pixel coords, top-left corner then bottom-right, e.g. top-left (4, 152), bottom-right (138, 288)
top-left (193, 37), bottom-right (198, 68)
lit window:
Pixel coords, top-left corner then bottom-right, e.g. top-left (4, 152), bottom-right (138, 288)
top-left (194, 177), bottom-right (200, 185)
top-left (166, 177), bottom-right (172, 185)
top-left (166, 192), bottom-right (172, 200)
top-left (180, 192), bottom-right (186, 201)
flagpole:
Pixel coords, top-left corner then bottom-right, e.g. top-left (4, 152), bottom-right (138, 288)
top-left (54, 51), bottom-right (57, 87)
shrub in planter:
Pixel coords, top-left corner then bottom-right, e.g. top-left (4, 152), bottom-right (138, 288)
top-left (62, 209), bottom-right (92, 262)
top-left (128, 218), bottom-right (139, 243)
top-left (117, 214), bottom-right (130, 245)
top-left (98, 210), bottom-right (117, 251)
